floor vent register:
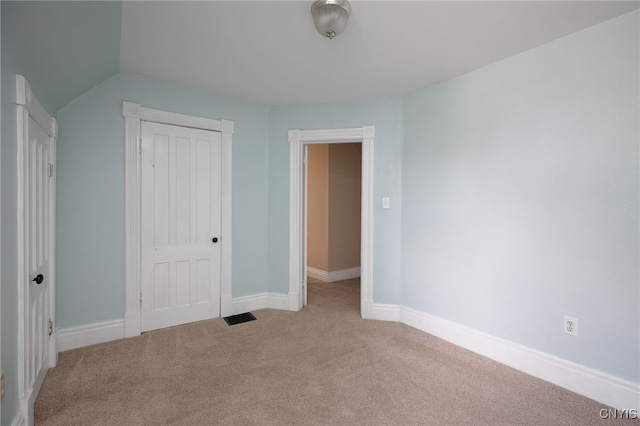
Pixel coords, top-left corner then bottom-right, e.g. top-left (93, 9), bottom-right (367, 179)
top-left (223, 312), bottom-right (256, 326)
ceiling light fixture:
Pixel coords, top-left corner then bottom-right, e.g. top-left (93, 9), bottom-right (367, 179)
top-left (311, 0), bottom-right (351, 40)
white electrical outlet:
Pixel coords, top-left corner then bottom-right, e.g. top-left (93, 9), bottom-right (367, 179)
top-left (563, 316), bottom-right (579, 337)
top-left (382, 197), bottom-right (390, 209)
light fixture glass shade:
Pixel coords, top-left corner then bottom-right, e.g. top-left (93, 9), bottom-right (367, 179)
top-left (311, 0), bottom-right (351, 39)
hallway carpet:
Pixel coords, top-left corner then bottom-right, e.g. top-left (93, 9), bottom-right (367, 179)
top-left (36, 279), bottom-right (623, 425)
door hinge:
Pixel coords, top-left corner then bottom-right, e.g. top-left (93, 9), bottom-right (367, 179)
top-left (48, 320), bottom-right (53, 336)
top-left (140, 292), bottom-right (143, 306)
top-left (139, 139), bottom-right (143, 153)
top-left (48, 163), bottom-right (54, 177)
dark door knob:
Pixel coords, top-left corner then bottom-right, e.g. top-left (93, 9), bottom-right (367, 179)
top-left (32, 274), bottom-right (44, 285)
top-left (212, 237), bottom-right (219, 243)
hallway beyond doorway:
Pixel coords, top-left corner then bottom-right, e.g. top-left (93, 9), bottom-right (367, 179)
top-left (306, 277), bottom-right (360, 314)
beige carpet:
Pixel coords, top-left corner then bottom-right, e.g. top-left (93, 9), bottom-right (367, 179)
top-left (36, 279), bottom-right (626, 425)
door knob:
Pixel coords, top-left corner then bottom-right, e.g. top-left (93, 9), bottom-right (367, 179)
top-left (32, 274), bottom-right (44, 285)
top-left (212, 237), bottom-right (219, 243)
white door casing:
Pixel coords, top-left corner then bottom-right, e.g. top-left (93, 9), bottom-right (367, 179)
top-left (123, 102), bottom-right (233, 337)
top-left (140, 122), bottom-right (221, 331)
top-left (302, 145), bottom-right (309, 306)
top-left (16, 75), bottom-right (58, 424)
top-left (288, 126), bottom-right (375, 316)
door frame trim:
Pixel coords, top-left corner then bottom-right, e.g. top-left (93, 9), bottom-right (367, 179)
top-left (288, 126), bottom-right (375, 316)
top-left (16, 75), bottom-right (58, 424)
top-left (122, 101), bottom-right (233, 337)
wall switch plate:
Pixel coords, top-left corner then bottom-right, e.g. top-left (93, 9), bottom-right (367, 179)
top-left (382, 197), bottom-right (390, 209)
top-left (563, 316), bottom-right (579, 337)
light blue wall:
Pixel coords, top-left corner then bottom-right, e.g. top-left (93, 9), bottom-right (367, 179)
top-left (56, 77), bottom-right (406, 327)
top-left (56, 74), bottom-right (270, 328)
top-left (0, 36), bottom-right (20, 426)
top-left (1, 1), bottom-right (120, 111)
top-left (267, 99), bottom-right (404, 304)
top-left (56, 78), bottom-right (405, 326)
top-left (402, 11), bottom-right (639, 381)
top-left (1, 2), bottom-right (4, 420)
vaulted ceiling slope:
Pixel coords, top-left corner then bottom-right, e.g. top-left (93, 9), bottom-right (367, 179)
top-left (3, 1), bottom-right (638, 110)
top-left (2, 1), bottom-right (122, 112)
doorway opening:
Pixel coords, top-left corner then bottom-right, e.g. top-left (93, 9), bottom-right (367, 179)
top-left (288, 126), bottom-right (375, 318)
top-left (306, 143), bottom-right (361, 311)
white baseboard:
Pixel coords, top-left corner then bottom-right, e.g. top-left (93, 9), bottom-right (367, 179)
top-left (306, 267), bottom-right (328, 282)
top-left (56, 297), bottom-right (638, 409)
top-left (232, 292), bottom-right (289, 315)
top-left (266, 293), bottom-right (289, 311)
top-left (57, 319), bottom-right (125, 352)
top-left (307, 266), bottom-right (360, 283)
top-left (361, 298), bottom-right (374, 320)
top-left (370, 303), bottom-right (639, 410)
top-left (369, 302), bottom-right (401, 322)
top-left (123, 312), bottom-right (141, 338)
top-left (58, 293), bottom-right (289, 351)
top-left (221, 294), bottom-right (233, 318)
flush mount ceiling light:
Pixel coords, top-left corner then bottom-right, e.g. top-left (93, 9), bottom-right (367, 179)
top-left (311, 0), bottom-right (351, 39)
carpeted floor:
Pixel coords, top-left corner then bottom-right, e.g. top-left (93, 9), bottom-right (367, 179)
top-left (36, 278), bottom-right (626, 425)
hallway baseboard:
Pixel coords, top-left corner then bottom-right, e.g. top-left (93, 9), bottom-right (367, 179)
top-left (307, 266), bottom-right (360, 283)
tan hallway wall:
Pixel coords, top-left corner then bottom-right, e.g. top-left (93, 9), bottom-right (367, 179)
top-left (307, 144), bottom-right (329, 271)
top-left (307, 143), bottom-right (361, 274)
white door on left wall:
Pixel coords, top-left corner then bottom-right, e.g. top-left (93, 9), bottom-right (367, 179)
top-left (24, 116), bottom-right (53, 391)
top-left (17, 73), bottom-right (57, 425)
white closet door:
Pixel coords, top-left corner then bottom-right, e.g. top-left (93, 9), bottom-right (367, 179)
top-left (141, 121), bottom-right (222, 332)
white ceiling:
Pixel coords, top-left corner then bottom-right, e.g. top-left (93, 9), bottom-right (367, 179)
top-left (120, 1), bottom-right (639, 106)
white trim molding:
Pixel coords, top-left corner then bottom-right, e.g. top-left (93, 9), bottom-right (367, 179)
top-left (123, 101), bottom-right (233, 337)
top-left (370, 303), bottom-right (640, 410)
top-left (57, 319), bottom-right (125, 352)
top-left (289, 126), bottom-right (375, 316)
top-left (55, 293), bottom-right (288, 352)
top-left (15, 75), bottom-right (56, 137)
top-left (232, 293), bottom-right (289, 315)
top-left (307, 266), bottom-right (361, 283)
top-left (306, 267), bottom-right (329, 282)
